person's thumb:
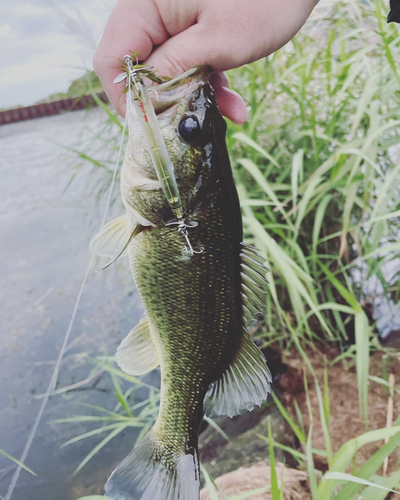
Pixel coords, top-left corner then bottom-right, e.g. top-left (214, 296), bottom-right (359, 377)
top-left (145, 25), bottom-right (212, 78)
top-left (145, 26), bottom-right (247, 124)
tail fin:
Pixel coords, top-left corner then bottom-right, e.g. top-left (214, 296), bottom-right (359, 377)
top-left (105, 429), bottom-right (200, 500)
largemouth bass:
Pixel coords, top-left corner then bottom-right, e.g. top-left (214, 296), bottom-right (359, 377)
top-left (91, 67), bottom-right (271, 500)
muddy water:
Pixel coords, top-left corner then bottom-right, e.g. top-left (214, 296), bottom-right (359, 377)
top-left (0, 110), bottom-right (152, 500)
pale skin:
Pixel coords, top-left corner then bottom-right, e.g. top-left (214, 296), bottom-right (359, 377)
top-left (93, 0), bottom-right (320, 124)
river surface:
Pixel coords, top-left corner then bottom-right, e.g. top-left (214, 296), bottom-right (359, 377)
top-left (0, 109), bottom-right (153, 500)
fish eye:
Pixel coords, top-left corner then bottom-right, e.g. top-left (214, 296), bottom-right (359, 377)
top-left (178, 115), bottom-right (202, 145)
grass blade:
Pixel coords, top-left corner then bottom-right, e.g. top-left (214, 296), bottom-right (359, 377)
top-left (0, 449), bottom-right (37, 476)
top-left (318, 426), bottom-right (400, 498)
top-left (360, 469), bottom-right (400, 500)
top-left (355, 310), bottom-right (370, 426)
top-left (268, 418), bottom-right (281, 500)
top-left (333, 423), bottom-right (400, 500)
top-left (324, 471), bottom-right (400, 495)
top-left (270, 391), bottom-right (306, 444)
top-left (72, 424), bottom-right (128, 476)
top-left (233, 132), bottom-right (281, 168)
top-left (204, 416), bottom-right (230, 442)
top-left (306, 425), bottom-right (318, 500)
top-left (61, 424), bottom-right (123, 448)
top-left (201, 465), bottom-right (223, 500)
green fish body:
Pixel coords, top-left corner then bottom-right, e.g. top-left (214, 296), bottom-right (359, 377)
top-left (92, 68), bottom-right (271, 500)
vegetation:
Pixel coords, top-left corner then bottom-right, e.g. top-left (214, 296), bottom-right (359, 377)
top-left (37, 70), bottom-right (102, 103)
top-left (231, 0), bottom-right (400, 349)
top-left (67, 0), bottom-right (400, 498)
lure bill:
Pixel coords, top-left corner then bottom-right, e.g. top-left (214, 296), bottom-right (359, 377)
top-left (92, 66), bottom-right (271, 500)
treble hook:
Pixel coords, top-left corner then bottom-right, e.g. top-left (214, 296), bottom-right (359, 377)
top-left (166, 219), bottom-right (204, 256)
top-left (148, 88), bottom-right (160, 102)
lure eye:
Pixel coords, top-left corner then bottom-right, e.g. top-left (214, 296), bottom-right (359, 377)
top-left (178, 115), bottom-right (202, 144)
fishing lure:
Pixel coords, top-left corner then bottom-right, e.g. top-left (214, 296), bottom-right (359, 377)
top-left (114, 55), bottom-right (202, 256)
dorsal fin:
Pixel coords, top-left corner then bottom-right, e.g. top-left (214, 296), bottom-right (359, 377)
top-left (204, 244), bottom-right (271, 418)
top-left (240, 243), bottom-right (269, 324)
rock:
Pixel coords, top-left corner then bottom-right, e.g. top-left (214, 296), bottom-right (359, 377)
top-left (200, 461), bottom-right (310, 500)
top-left (200, 402), bottom-right (298, 481)
top-left (380, 330), bottom-right (400, 349)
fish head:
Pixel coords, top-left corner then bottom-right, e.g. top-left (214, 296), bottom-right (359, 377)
top-left (121, 67), bottom-right (228, 227)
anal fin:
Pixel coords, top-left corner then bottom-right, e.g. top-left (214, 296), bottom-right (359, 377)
top-left (116, 317), bottom-right (159, 376)
top-left (204, 330), bottom-right (272, 418)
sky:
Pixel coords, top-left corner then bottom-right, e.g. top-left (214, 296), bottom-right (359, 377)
top-left (0, 0), bottom-right (116, 109)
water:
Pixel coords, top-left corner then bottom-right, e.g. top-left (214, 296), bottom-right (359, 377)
top-left (0, 110), bottom-right (148, 500)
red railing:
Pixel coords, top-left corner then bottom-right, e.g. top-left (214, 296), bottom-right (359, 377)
top-left (0, 93), bottom-right (108, 126)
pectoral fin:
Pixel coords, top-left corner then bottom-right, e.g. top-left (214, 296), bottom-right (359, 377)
top-left (116, 317), bottom-right (160, 376)
top-left (204, 330), bottom-right (271, 418)
top-left (90, 215), bottom-right (142, 269)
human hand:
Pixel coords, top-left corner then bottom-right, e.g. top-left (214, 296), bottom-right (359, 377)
top-left (93, 0), bottom-right (319, 124)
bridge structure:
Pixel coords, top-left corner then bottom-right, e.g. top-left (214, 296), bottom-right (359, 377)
top-left (0, 93), bottom-right (108, 126)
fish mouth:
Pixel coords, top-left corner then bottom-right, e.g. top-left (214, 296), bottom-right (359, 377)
top-left (151, 66), bottom-right (211, 115)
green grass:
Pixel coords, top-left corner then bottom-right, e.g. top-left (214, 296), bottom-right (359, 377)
top-left (0, 449), bottom-right (37, 476)
top-left (229, 0), bottom-right (400, 423)
top-left (68, 0), bottom-right (400, 498)
top-left (38, 70), bottom-right (102, 104)
top-left (53, 358), bottom-right (160, 476)
top-left (264, 369), bottom-right (400, 499)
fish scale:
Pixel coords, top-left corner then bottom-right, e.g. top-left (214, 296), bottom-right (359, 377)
top-left (129, 213), bottom-right (242, 457)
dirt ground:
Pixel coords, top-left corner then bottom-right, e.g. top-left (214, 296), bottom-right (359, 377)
top-left (200, 461), bottom-right (310, 500)
top-left (280, 346), bottom-right (400, 474)
top-left (200, 344), bottom-right (400, 498)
